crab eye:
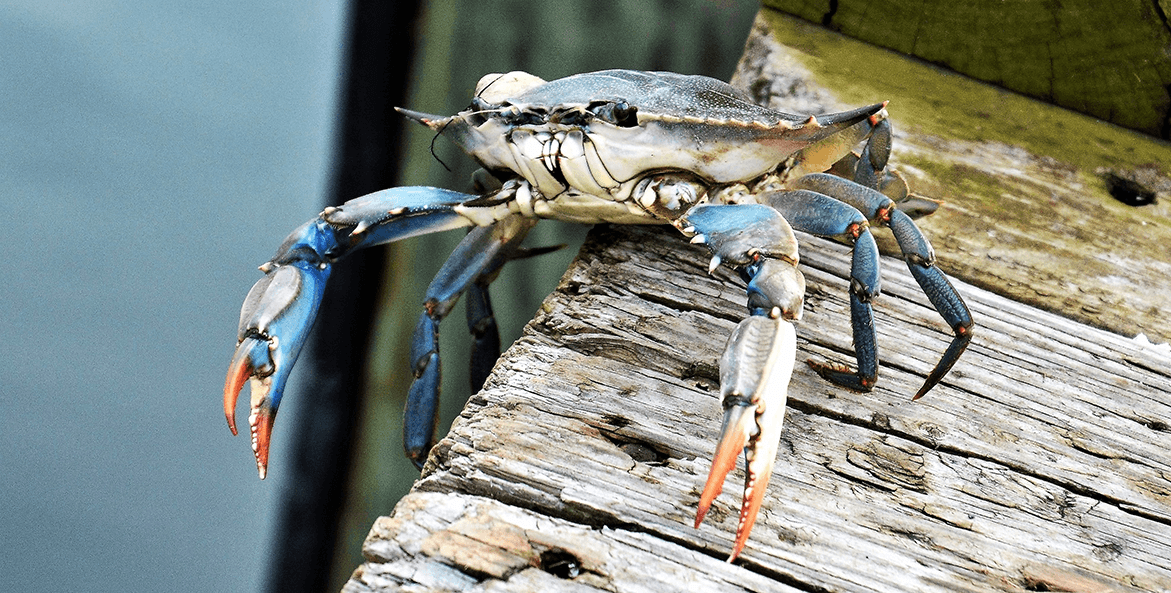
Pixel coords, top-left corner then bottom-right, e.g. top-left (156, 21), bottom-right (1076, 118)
top-left (502, 107), bottom-right (546, 126)
top-left (611, 101), bottom-right (638, 127)
top-left (464, 97), bottom-right (496, 125)
top-left (589, 100), bottom-right (639, 128)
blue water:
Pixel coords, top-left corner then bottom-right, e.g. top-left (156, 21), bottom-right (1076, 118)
top-left (1, 3), bottom-right (345, 591)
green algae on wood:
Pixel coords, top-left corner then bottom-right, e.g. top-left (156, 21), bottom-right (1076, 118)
top-left (763, 0), bottom-right (1171, 139)
top-left (758, 10), bottom-right (1171, 177)
top-left (734, 10), bottom-right (1171, 344)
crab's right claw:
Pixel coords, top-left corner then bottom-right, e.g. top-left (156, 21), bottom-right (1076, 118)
top-left (696, 316), bottom-right (797, 562)
top-left (224, 227), bottom-right (332, 479)
top-left (223, 187), bottom-right (482, 478)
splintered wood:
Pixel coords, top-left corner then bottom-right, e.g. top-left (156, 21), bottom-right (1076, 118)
top-left (345, 223), bottom-right (1170, 592)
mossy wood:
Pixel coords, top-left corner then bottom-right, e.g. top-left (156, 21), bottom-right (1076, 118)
top-left (764, 0), bottom-right (1171, 138)
top-left (741, 10), bottom-right (1171, 346)
top-left (343, 10), bottom-right (1171, 593)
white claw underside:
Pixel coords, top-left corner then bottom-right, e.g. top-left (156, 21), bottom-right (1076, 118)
top-left (247, 376), bottom-right (272, 480)
top-left (697, 316), bottom-right (797, 561)
top-left (735, 318), bottom-right (795, 558)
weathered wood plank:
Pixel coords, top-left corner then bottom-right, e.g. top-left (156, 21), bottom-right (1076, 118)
top-left (344, 491), bottom-right (804, 593)
top-left (345, 220), bottom-right (1170, 592)
top-left (734, 10), bottom-right (1171, 346)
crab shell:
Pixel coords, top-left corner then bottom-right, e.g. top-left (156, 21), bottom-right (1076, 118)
top-left (406, 70), bottom-right (883, 195)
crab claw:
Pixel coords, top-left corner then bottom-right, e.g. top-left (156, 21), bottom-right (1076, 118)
top-left (224, 238), bottom-right (331, 478)
top-left (224, 336), bottom-right (278, 477)
top-left (696, 315), bottom-right (797, 561)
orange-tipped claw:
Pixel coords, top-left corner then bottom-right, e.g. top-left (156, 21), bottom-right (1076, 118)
top-left (695, 406), bottom-right (753, 528)
top-left (223, 343), bottom-right (255, 436)
top-left (696, 316), bottom-right (796, 561)
top-left (224, 336), bottom-right (279, 479)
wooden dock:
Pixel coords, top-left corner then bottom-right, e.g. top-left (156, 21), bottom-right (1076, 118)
top-left (343, 10), bottom-right (1171, 592)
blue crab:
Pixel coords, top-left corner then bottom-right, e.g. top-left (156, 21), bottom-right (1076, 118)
top-left (223, 69), bottom-right (972, 561)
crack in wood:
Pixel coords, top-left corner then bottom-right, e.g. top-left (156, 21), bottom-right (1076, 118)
top-left (787, 398), bottom-right (1171, 531)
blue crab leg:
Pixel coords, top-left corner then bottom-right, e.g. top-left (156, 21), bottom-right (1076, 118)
top-left (887, 208), bottom-right (973, 399)
top-left (224, 186), bottom-right (479, 478)
top-left (820, 115), bottom-right (941, 221)
top-left (792, 173), bottom-right (973, 399)
top-left (465, 282), bottom-right (500, 394)
top-left (679, 203), bottom-right (805, 561)
top-left (765, 189), bottom-right (881, 391)
top-left (403, 215), bottom-right (535, 468)
top-left (462, 240), bottom-right (562, 392)
top-left (852, 117), bottom-right (891, 190)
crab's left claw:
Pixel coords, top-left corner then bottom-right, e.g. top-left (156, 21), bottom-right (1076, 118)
top-left (696, 316), bottom-right (797, 562)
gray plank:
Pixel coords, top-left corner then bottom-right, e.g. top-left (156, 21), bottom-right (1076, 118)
top-left (346, 222), bottom-right (1170, 592)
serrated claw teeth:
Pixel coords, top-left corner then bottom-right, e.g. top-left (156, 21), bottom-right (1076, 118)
top-left (224, 336), bottom-right (280, 479)
top-left (247, 384), bottom-right (275, 480)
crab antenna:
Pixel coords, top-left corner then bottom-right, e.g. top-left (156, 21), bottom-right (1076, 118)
top-left (428, 123), bottom-right (453, 173)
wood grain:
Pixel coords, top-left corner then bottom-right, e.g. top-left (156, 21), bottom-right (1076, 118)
top-left (345, 222), bottom-right (1171, 592)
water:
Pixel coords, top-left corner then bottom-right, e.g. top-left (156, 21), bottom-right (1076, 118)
top-left (1, 3), bottom-right (345, 591)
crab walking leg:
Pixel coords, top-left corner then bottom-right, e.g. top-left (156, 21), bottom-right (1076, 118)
top-left (404, 215), bottom-right (535, 467)
top-left (887, 208), bottom-right (973, 399)
top-left (697, 316), bottom-right (797, 561)
top-left (852, 117), bottom-right (891, 190)
top-left (224, 186), bottom-right (480, 478)
top-left (464, 241), bottom-right (563, 395)
top-left (827, 116), bottom-right (943, 220)
top-left (766, 189), bottom-right (881, 391)
top-left (793, 173), bottom-right (973, 399)
top-left (465, 282), bottom-right (500, 394)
